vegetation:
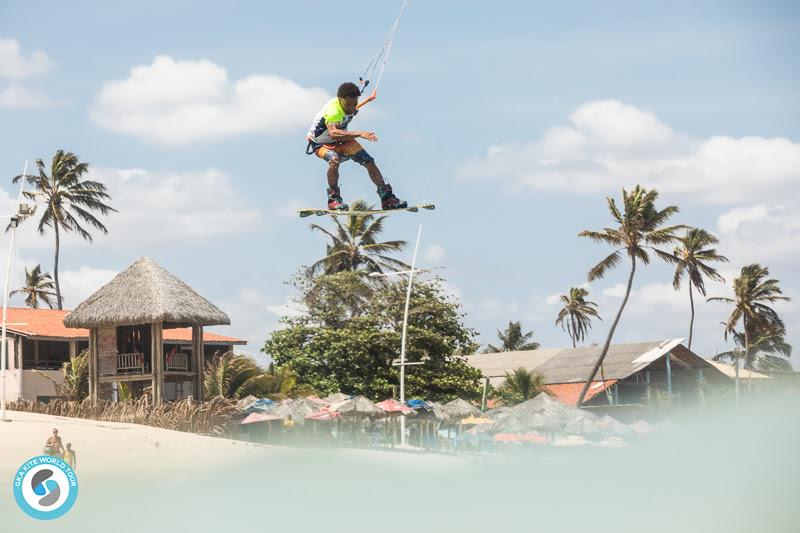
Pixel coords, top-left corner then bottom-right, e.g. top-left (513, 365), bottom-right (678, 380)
top-left (665, 228), bottom-right (728, 350)
top-left (555, 287), bottom-right (601, 347)
top-left (203, 351), bottom-right (312, 400)
top-left (484, 321), bottom-right (539, 353)
top-left (308, 200), bottom-right (409, 275)
top-left (713, 321), bottom-right (792, 372)
top-left (13, 150), bottom-right (115, 309)
top-left (263, 271), bottom-right (483, 402)
top-left (576, 186), bottom-right (682, 406)
top-left (34, 350), bottom-right (89, 401)
top-left (495, 367), bottom-right (550, 405)
top-left (11, 264), bottom-right (58, 309)
top-left (709, 264), bottom-right (790, 371)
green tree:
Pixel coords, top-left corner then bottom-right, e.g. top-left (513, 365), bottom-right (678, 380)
top-left (484, 321), bottom-right (539, 353)
top-left (555, 287), bottom-right (601, 348)
top-left (709, 264), bottom-right (790, 375)
top-left (263, 271), bottom-right (483, 402)
top-left (576, 186), bottom-right (682, 406)
top-left (204, 352), bottom-right (276, 400)
top-left (496, 368), bottom-right (549, 405)
top-left (713, 321), bottom-right (792, 372)
top-left (34, 350), bottom-right (89, 400)
top-left (13, 150), bottom-right (116, 309)
top-left (11, 264), bottom-right (57, 309)
top-left (666, 228), bottom-right (728, 350)
top-left (309, 200), bottom-right (409, 275)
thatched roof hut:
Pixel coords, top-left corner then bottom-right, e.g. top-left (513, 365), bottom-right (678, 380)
top-left (441, 398), bottom-right (480, 420)
top-left (66, 257), bottom-right (231, 406)
top-left (64, 257), bottom-right (230, 328)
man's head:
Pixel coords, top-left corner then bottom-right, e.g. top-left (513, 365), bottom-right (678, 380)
top-left (337, 82), bottom-right (361, 114)
top-left (52, 428), bottom-right (58, 436)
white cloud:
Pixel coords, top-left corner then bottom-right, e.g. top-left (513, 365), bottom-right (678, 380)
top-left (460, 99), bottom-right (800, 204)
top-left (90, 55), bottom-right (330, 145)
top-left (10, 166), bottom-right (265, 251)
top-left (0, 84), bottom-right (53, 109)
top-left (423, 244), bottom-right (446, 264)
top-left (59, 266), bottom-right (119, 308)
top-left (716, 204), bottom-right (800, 271)
top-left (0, 38), bottom-right (52, 79)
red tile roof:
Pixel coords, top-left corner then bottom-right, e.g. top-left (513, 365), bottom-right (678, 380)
top-left (4, 307), bottom-right (246, 345)
top-left (545, 380), bottom-right (617, 406)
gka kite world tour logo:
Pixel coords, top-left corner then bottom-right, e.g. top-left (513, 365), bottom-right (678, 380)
top-left (13, 455), bottom-right (78, 520)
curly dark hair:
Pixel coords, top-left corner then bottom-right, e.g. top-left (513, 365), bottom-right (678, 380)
top-left (337, 82), bottom-right (362, 98)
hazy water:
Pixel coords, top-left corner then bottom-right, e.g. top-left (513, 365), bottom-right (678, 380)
top-left (2, 398), bottom-right (799, 532)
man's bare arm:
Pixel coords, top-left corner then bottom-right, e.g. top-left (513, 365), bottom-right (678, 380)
top-left (327, 123), bottom-right (378, 142)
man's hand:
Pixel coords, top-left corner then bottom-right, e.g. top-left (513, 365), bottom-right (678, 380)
top-left (359, 131), bottom-right (378, 142)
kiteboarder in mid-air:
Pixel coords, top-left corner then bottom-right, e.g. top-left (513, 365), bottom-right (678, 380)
top-left (306, 81), bottom-right (407, 212)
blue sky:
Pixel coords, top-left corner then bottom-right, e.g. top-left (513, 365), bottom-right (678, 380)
top-left (1, 1), bottom-right (798, 364)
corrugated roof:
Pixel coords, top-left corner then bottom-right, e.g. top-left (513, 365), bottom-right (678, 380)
top-left (706, 361), bottom-right (771, 380)
top-left (466, 339), bottom-right (719, 385)
top-left (4, 307), bottom-right (245, 345)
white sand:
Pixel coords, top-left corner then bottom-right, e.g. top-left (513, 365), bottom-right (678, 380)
top-left (0, 411), bottom-right (463, 477)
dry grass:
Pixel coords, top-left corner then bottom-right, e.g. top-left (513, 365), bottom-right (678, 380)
top-left (7, 397), bottom-right (240, 436)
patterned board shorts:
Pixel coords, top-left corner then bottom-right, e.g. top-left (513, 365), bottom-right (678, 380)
top-left (312, 139), bottom-right (374, 166)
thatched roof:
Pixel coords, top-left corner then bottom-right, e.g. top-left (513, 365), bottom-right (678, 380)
top-left (441, 398), bottom-right (480, 420)
top-left (330, 395), bottom-right (385, 417)
top-left (64, 257), bottom-right (230, 328)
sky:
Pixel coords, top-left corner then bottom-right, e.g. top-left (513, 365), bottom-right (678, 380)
top-left (0, 0), bottom-right (798, 366)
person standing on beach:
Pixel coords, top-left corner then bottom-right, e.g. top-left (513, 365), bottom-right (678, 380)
top-left (65, 443), bottom-right (77, 470)
top-left (43, 428), bottom-right (65, 458)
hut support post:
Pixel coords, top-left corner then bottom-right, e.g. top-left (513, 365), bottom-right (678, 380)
top-left (152, 322), bottom-right (164, 405)
top-left (645, 371), bottom-right (651, 405)
top-left (192, 326), bottom-right (204, 402)
top-left (666, 354), bottom-right (673, 397)
top-left (89, 329), bottom-right (98, 403)
top-left (697, 369), bottom-right (705, 406)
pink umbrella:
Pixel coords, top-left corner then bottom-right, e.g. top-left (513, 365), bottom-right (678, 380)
top-left (521, 432), bottom-right (550, 444)
top-left (240, 412), bottom-right (281, 425)
top-left (376, 399), bottom-right (414, 414)
top-left (305, 408), bottom-right (342, 421)
top-left (493, 433), bottom-right (524, 442)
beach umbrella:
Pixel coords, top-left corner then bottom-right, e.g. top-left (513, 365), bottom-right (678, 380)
top-left (305, 408), bottom-right (342, 421)
top-left (459, 415), bottom-right (494, 426)
top-left (330, 395), bottom-right (385, 417)
top-left (521, 432), bottom-right (550, 444)
top-left (376, 399), bottom-right (414, 415)
top-left (493, 433), bottom-right (524, 443)
top-left (240, 412), bottom-right (281, 425)
top-left (552, 435), bottom-right (590, 447)
top-left (323, 392), bottom-right (351, 404)
top-left (441, 399), bottom-right (480, 420)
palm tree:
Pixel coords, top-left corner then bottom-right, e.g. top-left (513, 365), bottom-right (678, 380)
top-left (308, 200), bottom-right (409, 275)
top-left (484, 321), bottom-right (539, 353)
top-left (497, 368), bottom-right (549, 405)
top-left (13, 150), bottom-right (116, 309)
top-left (10, 265), bottom-right (58, 309)
top-left (708, 264), bottom-right (790, 399)
top-left (713, 321), bottom-right (792, 372)
top-left (667, 228), bottom-right (728, 350)
top-left (576, 185), bottom-right (682, 406)
top-left (204, 352), bottom-right (275, 400)
top-left (555, 287), bottom-right (601, 347)
top-left (34, 350), bottom-right (89, 400)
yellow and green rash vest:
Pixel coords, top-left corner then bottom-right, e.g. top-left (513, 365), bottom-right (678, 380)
top-left (307, 97), bottom-right (357, 144)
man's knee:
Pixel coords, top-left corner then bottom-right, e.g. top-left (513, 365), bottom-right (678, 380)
top-left (328, 157), bottom-right (341, 170)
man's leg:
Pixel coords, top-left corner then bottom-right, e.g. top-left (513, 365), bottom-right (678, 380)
top-left (363, 160), bottom-right (386, 187)
top-left (327, 157), bottom-right (341, 188)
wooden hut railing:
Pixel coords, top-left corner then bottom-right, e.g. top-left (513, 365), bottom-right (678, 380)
top-left (117, 353), bottom-right (146, 373)
top-left (165, 352), bottom-right (189, 371)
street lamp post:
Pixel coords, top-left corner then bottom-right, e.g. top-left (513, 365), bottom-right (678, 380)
top-left (1, 160), bottom-right (30, 422)
top-left (369, 224), bottom-right (423, 446)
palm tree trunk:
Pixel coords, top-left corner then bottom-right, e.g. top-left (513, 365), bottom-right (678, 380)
top-left (688, 282), bottom-right (695, 350)
top-left (570, 315), bottom-right (577, 348)
top-left (577, 255), bottom-right (637, 407)
top-left (54, 222), bottom-right (63, 310)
